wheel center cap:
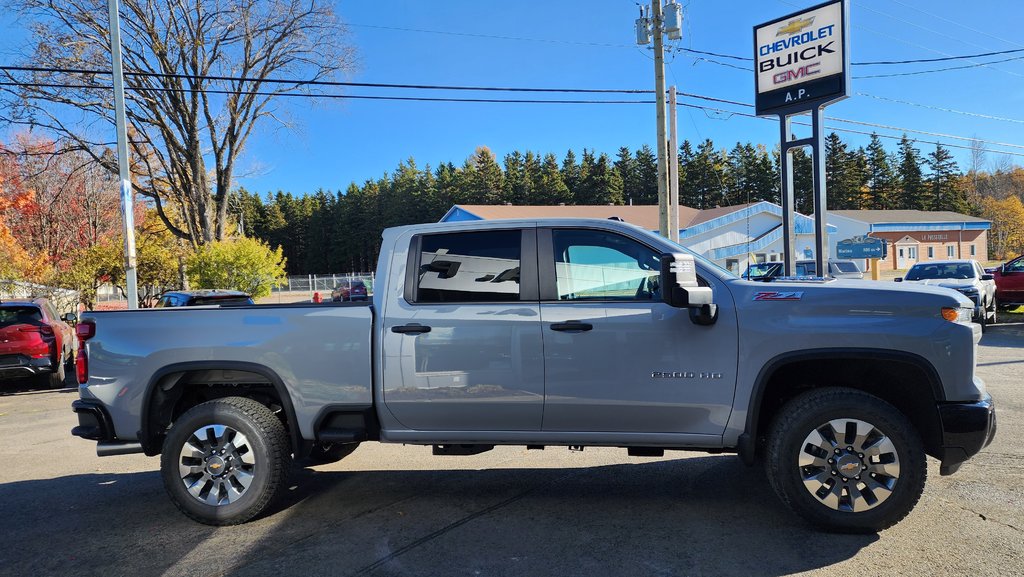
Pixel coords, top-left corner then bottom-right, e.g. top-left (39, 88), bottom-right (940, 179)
top-left (836, 454), bottom-right (861, 478)
top-left (206, 455), bottom-right (227, 476)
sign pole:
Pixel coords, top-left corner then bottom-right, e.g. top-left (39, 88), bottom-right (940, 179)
top-left (107, 0), bottom-right (138, 309)
top-left (652, 0), bottom-right (669, 239)
top-left (811, 105), bottom-right (829, 276)
top-left (755, 0), bottom-right (849, 278)
top-left (778, 115), bottom-right (797, 276)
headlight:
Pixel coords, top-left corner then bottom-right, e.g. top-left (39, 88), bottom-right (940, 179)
top-left (941, 307), bottom-right (973, 323)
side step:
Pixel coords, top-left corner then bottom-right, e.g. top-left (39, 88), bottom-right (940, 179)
top-left (432, 444), bottom-right (494, 456)
top-left (627, 447), bottom-right (665, 457)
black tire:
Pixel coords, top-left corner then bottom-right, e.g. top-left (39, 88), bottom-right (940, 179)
top-left (979, 305), bottom-right (988, 332)
top-left (300, 442), bottom-right (360, 466)
top-left (47, 355), bottom-right (66, 389)
top-left (765, 387), bottom-right (926, 533)
top-left (160, 396), bottom-right (291, 526)
top-left (988, 299), bottom-right (998, 325)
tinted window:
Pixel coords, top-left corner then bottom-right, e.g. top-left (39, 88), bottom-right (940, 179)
top-left (0, 307), bottom-right (43, 327)
top-left (416, 230), bottom-right (522, 303)
top-left (551, 229), bottom-right (660, 301)
top-left (190, 296), bottom-right (254, 306)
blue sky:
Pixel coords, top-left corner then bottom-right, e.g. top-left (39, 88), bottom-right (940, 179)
top-left (5, 1), bottom-right (1024, 197)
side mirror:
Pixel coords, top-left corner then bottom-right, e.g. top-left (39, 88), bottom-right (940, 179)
top-left (61, 312), bottom-right (78, 324)
top-left (980, 274), bottom-right (994, 281)
top-left (660, 253), bottom-right (717, 325)
top-left (894, 277), bottom-right (903, 282)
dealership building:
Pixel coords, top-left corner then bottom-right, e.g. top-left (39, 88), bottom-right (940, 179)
top-left (441, 202), bottom-right (836, 275)
top-left (442, 204), bottom-right (990, 274)
top-left (828, 210), bottom-right (991, 271)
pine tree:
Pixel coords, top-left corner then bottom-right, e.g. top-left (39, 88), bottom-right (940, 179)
top-left (927, 143), bottom-right (968, 213)
top-left (560, 149), bottom-right (581, 201)
top-left (579, 153), bottom-right (624, 205)
top-left (825, 132), bottom-right (853, 209)
top-left (535, 153), bottom-right (570, 204)
top-left (896, 135), bottom-right (927, 210)
top-left (634, 144), bottom-right (659, 205)
top-left (678, 140), bottom-right (697, 208)
top-left (614, 146), bottom-right (639, 205)
top-left (865, 134), bottom-right (896, 209)
top-left (502, 151), bottom-right (529, 205)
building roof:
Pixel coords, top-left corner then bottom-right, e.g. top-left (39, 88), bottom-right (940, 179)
top-left (443, 203), bottom-right (773, 230)
top-left (829, 210), bottom-right (989, 224)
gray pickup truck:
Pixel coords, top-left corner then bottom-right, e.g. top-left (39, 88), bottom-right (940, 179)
top-left (72, 218), bottom-right (996, 532)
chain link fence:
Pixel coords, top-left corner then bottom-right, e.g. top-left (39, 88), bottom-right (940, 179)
top-left (272, 273), bottom-right (375, 295)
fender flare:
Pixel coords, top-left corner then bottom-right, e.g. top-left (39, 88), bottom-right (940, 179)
top-left (737, 348), bottom-right (945, 464)
top-left (140, 360), bottom-right (302, 456)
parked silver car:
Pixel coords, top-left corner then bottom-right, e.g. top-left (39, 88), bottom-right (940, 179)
top-left (743, 259), bottom-right (864, 280)
top-left (896, 259), bottom-right (997, 328)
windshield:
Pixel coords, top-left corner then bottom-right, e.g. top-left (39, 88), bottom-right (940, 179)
top-left (905, 263), bottom-right (976, 281)
top-left (743, 263), bottom-right (780, 278)
top-left (832, 261), bottom-right (861, 273)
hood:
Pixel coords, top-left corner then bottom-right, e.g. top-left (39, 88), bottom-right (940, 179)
top-left (905, 279), bottom-right (976, 290)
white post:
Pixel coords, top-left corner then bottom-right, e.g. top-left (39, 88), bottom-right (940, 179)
top-left (107, 0), bottom-right (138, 309)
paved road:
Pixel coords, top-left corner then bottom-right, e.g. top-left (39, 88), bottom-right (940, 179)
top-left (1, 327), bottom-right (1022, 577)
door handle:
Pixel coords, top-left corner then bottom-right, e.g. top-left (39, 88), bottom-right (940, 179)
top-left (391, 323), bottom-right (432, 335)
top-left (550, 321), bottom-right (593, 332)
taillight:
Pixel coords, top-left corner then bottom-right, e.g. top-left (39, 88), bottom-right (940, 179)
top-left (19, 325), bottom-right (54, 335)
top-left (76, 321), bottom-right (95, 385)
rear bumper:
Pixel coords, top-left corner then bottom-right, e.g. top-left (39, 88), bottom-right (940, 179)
top-left (0, 354), bottom-right (55, 380)
top-left (71, 399), bottom-right (144, 456)
top-left (71, 399), bottom-right (115, 441)
top-left (937, 394), bottom-right (996, 475)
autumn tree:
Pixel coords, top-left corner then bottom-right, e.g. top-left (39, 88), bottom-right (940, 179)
top-left (187, 237), bottom-right (287, 298)
top-left (1, 0), bottom-right (356, 247)
top-left (980, 195), bottom-right (1024, 260)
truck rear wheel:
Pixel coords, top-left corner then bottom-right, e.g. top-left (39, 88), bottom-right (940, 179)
top-left (160, 396), bottom-right (291, 525)
top-left (764, 388), bottom-right (926, 533)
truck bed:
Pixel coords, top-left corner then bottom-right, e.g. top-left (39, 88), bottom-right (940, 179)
top-left (79, 303), bottom-right (374, 443)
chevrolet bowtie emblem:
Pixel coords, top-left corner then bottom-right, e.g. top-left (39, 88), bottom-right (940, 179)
top-left (776, 16), bottom-right (815, 37)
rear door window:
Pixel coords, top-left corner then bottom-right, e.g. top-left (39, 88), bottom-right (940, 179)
top-left (414, 230), bottom-right (522, 303)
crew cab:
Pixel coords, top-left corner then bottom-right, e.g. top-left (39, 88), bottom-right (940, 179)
top-left (71, 219), bottom-right (996, 532)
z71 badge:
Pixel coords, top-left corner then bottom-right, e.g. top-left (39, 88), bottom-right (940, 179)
top-left (753, 291), bottom-right (804, 301)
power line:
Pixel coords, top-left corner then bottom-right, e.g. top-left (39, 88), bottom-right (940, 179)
top-left (351, 21), bottom-right (1024, 69)
top-left (855, 92), bottom-right (1024, 125)
top-left (3, 74), bottom-right (1023, 157)
top-left (854, 54), bottom-right (1024, 79)
top-left (885, 0), bottom-right (1024, 50)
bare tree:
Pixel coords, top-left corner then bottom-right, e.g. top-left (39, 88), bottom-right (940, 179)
top-left (1, 0), bottom-right (355, 246)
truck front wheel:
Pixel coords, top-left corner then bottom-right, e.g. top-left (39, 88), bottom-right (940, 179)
top-left (765, 388), bottom-right (926, 533)
top-left (160, 396), bottom-right (291, 525)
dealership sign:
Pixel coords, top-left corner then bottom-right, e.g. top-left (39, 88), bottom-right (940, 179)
top-left (754, 0), bottom-right (849, 116)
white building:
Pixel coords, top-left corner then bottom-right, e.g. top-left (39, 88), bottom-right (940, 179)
top-left (441, 202), bottom-right (836, 274)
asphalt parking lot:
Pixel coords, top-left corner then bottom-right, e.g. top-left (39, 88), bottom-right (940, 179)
top-left (1, 326), bottom-right (1022, 577)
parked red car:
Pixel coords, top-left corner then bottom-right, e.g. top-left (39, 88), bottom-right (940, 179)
top-left (330, 280), bottom-right (369, 302)
top-left (0, 298), bottom-right (77, 388)
top-left (989, 255), bottom-right (1024, 310)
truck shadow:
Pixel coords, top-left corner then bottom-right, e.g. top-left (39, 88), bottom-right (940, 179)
top-left (0, 455), bottom-right (878, 576)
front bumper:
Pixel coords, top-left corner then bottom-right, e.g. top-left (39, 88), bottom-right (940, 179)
top-left (937, 394), bottom-right (996, 475)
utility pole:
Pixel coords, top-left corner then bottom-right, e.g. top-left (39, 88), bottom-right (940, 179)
top-left (668, 85), bottom-right (680, 243)
top-left (107, 0), bottom-right (138, 309)
top-left (637, 2), bottom-right (683, 239)
top-left (652, 1), bottom-right (669, 239)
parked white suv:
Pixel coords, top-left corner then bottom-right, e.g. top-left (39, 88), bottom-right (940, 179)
top-left (896, 259), bottom-right (997, 328)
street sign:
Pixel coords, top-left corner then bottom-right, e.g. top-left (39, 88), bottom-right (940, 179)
top-left (836, 236), bottom-right (887, 259)
top-left (754, 0), bottom-right (849, 116)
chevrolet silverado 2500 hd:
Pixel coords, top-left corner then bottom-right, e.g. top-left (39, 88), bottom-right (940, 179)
top-left (71, 218), bottom-right (996, 532)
